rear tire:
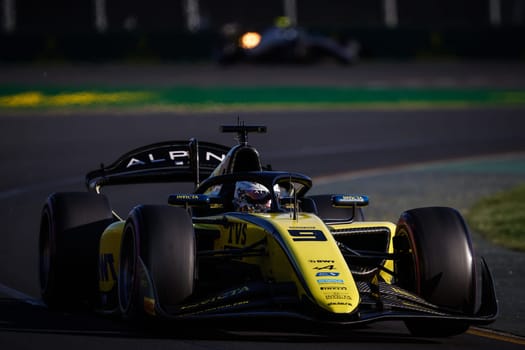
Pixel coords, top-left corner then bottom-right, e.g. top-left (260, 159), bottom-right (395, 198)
top-left (39, 192), bottom-right (113, 309)
top-left (118, 205), bottom-right (195, 318)
top-left (394, 207), bottom-right (477, 337)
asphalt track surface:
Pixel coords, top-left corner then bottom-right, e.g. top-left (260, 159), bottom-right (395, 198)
top-left (2, 61), bottom-right (525, 88)
top-left (1, 63), bottom-right (525, 349)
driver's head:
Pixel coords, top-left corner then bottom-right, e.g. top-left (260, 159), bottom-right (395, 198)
top-left (233, 181), bottom-right (271, 213)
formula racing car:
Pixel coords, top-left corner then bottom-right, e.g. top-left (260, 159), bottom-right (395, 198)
top-left (215, 17), bottom-right (359, 65)
top-left (38, 124), bottom-right (497, 337)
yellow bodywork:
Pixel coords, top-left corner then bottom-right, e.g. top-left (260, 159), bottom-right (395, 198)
top-left (264, 213), bottom-right (361, 313)
top-left (98, 211), bottom-right (396, 316)
top-left (197, 212), bottom-right (396, 314)
top-left (98, 221), bottom-right (125, 293)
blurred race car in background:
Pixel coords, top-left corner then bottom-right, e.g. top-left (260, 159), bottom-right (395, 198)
top-left (39, 123), bottom-right (497, 337)
top-left (215, 17), bottom-right (360, 65)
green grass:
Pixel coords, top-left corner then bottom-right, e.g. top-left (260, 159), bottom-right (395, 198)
top-left (1, 86), bottom-right (525, 110)
top-left (467, 184), bottom-right (525, 251)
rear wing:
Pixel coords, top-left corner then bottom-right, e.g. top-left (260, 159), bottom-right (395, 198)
top-left (86, 139), bottom-right (231, 191)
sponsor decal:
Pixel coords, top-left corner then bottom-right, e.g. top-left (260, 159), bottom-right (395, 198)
top-left (337, 195), bottom-right (367, 203)
top-left (332, 195), bottom-right (369, 207)
top-left (316, 272), bottom-right (340, 277)
top-left (317, 279), bottom-right (344, 284)
top-left (320, 286), bottom-right (347, 291)
top-left (313, 264), bottom-right (336, 270)
top-left (327, 302), bottom-right (353, 306)
top-left (183, 300), bottom-right (250, 316)
top-left (127, 150), bottom-right (189, 168)
top-left (228, 223), bottom-right (247, 245)
top-left (180, 286), bottom-right (250, 311)
top-left (126, 150), bottom-right (225, 168)
top-left (174, 194), bottom-right (200, 200)
top-left (324, 293), bottom-right (352, 300)
top-left (308, 259), bottom-right (335, 264)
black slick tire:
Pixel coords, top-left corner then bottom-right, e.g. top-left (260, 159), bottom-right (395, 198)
top-left (394, 207), bottom-right (477, 337)
top-left (39, 192), bottom-right (113, 309)
top-left (118, 205), bottom-right (195, 318)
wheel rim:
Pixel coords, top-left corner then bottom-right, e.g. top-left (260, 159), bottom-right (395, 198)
top-left (394, 226), bottom-right (419, 293)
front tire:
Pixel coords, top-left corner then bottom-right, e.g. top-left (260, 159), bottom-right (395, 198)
top-left (118, 205), bottom-right (195, 318)
top-left (394, 207), bottom-right (477, 337)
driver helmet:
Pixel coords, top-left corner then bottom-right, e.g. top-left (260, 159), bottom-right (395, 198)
top-left (233, 181), bottom-right (272, 213)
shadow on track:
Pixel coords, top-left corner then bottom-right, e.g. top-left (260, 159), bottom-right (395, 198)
top-left (0, 298), bottom-right (439, 344)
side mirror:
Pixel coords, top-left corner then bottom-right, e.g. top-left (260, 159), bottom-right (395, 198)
top-left (331, 195), bottom-right (369, 208)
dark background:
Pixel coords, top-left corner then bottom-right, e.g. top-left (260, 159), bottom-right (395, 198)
top-left (1, 0), bottom-right (525, 61)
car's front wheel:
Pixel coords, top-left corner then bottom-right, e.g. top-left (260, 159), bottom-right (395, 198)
top-left (394, 207), bottom-right (478, 337)
top-left (118, 205), bottom-right (196, 318)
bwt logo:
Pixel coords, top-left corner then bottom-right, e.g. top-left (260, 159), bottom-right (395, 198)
top-left (126, 150), bottom-right (225, 168)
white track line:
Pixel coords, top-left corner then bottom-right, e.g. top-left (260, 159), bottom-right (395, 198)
top-left (312, 151), bottom-right (525, 185)
top-left (0, 282), bottom-right (46, 307)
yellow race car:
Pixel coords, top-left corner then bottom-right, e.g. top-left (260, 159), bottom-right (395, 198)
top-left (38, 124), bottom-right (497, 337)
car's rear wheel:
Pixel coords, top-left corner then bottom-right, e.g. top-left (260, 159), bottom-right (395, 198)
top-left (394, 207), bottom-right (478, 337)
top-left (118, 205), bottom-right (195, 318)
top-left (39, 192), bottom-right (113, 308)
